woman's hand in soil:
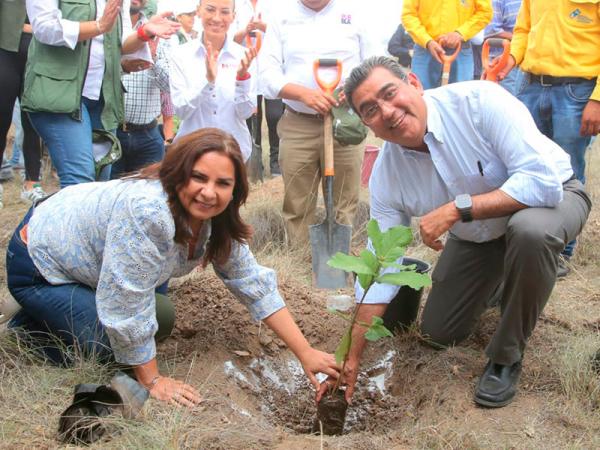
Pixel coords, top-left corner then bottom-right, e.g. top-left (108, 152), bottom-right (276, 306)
top-left (298, 348), bottom-right (340, 391)
top-left (316, 357), bottom-right (359, 404)
top-left (149, 376), bottom-right (202, 407)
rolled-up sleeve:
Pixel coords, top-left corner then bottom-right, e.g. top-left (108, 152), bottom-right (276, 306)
top-left (96, 196), bottom-right (175, 365)
top-left (481, 84), bottom-right (565, 207)
top-left (213, 242), bottom-right (286, 321)
top-left (27, 0), bottom-right (80, 48)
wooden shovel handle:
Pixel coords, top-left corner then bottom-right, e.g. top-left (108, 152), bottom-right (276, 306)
top-left (441, 42), bottom-right (461, 86)
top-left (313, 58), bottom-right (342, 177)
top-left (324, 114), bottom-right (334, 176)
top-left (245, 30), bottom-right (262, 53)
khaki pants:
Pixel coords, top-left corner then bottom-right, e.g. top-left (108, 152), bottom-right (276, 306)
top-left (277, 109), bottom-right (364, 243)
top-left (420, 179), bottom-right (591, 365)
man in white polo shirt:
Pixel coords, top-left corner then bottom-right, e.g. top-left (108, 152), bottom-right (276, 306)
top-left (259, 0), bottom-right (381, 243)
top-left (322, 56), bottom-right (591, 408)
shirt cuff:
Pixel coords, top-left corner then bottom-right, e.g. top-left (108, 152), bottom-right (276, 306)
top-left (61, 18), bottom-right (80, 50)
top-left (247, 290), bottom-right (286, 321)
top-left (500, 173), bottom-right (563, 208)
top-left (110, 336), bottom-right (157, 365)
top-left (354, 277), bottom-right (400, 304)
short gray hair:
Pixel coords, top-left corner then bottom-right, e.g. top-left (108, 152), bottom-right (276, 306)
top-left (344, 56), bottom-right (408, 114)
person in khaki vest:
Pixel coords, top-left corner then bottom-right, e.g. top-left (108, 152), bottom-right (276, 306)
top-left (21, 0), bottom-right (179, 188)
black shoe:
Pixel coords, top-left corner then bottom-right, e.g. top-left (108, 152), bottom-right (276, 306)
top-left (557, 256), bottom-right (570, 278)
top-left (474, 360), bottom-right (522, 408)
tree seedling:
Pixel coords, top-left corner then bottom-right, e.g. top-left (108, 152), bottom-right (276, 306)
top-left (314, 219), bottom-right (432, 435)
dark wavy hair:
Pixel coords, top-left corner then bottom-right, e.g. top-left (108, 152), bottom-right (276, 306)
top-left (136, 128), bottom-right (251, 266)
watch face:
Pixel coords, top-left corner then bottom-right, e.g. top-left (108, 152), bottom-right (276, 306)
top-left (455, 194), bottom-right (472, 209)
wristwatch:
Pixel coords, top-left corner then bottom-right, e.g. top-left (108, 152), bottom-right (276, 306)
top-left (454, 194), bottom-right (473, 223)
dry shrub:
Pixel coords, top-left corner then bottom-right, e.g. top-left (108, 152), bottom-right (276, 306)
top-left (556, 332), bottom-right (600, 410)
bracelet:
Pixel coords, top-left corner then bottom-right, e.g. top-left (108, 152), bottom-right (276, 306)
top-left (137, 25), bottom-right (153, 42)
top-left (146, 375), bottom-right (160, 390)
top-left (236, 72), bottom-right (251, 81)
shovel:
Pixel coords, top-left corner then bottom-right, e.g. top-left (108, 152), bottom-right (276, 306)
top-left (245, 31), bottom-right (264, 182)
top-left (481, 38), bottom-right (510, 83)
top-left (440, 42), bottom-right (461, 86)
top-left (309, 58), bottom-right (352, 289)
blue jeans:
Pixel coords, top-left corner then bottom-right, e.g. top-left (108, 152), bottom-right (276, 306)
top-left (28, 97), bottom-right (111, 188)
top-left (111, 125), bottom-right (165, 179)
top-left (411, 44), bottom-right (474, 90)
top-left (7, 208), bottom-right (112, 365)
top-left (9, 100), bottom-right (24, 166)
top-left (518, 77), bottom-right (595, 257)
top-left (6, 208), bottom-right (173, 365)
top-left (499, 67), bottom-right (526, 97)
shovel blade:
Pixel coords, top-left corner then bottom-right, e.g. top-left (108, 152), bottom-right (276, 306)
top-left (309, 220), bottom-right (352, 289)
top-left (247, 142), bottom-right (263, 182)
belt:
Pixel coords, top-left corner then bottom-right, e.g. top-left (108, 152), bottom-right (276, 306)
top-left (529, 74), bottom-right (596, 87)
top-left (119, 119), bottom-right (158, 132)
top-left (285, 106), bottom-right (323, 120)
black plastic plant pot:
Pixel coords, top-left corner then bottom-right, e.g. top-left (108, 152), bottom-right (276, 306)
top-left (382, 257), bottom-right (432, 334)
top-left (312, 389), bottom-right (348, 436)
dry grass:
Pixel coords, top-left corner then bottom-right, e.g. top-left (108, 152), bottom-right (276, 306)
top-left (0, 137), bottom-right (599, 449)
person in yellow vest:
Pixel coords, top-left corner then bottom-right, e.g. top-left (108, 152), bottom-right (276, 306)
top-left (497, 0), bottom-right (600, 277)
top-left (21, 0), bottom-right (179, 188)
top-left (402, 0), bottom-right (492, 89)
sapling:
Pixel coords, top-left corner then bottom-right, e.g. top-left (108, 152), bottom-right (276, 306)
top-left (315, 219), bottom-right (431, 435)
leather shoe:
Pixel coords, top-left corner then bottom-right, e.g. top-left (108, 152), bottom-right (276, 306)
top-left (474, 360), bottom-right (522, 408)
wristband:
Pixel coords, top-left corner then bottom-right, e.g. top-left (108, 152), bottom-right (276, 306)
top-left (146, 375), bottom-right (160, 390)
top-left (137, 25), bottom-right (153, 42)
top-left (236, 72), bottom-right (251, 81)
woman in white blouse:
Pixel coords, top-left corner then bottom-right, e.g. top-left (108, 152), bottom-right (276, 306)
top-left (169, 0), bottom-right (257, 162)
top-left (22, 0), bottom-right (179, 188)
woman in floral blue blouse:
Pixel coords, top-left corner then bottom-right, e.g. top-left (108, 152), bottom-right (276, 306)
top-left (6, 128), bottom-right (339, 407)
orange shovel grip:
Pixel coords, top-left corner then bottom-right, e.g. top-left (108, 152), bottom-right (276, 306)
top-left (245, 30), bottom-right (262, 53)
top-left (482, 38), bottom-right (510, 82)
top-left (313, 59), bottom-right (343, 95)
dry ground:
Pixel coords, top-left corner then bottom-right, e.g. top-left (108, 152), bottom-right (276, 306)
top-left (0, 138), bottom-right (599, 449)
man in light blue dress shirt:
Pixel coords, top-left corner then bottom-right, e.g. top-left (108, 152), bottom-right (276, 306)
top-left (334, 56), bottom-right (591, 408)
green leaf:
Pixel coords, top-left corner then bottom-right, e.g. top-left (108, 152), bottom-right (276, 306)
top-left (381, 225), bottom-right (413, 257)
top-left (327, 308), bottom-right (352, 323)
top-left (334, 329), bottom-right (352, 365)
top-left (382, 246), bottom-right (406, 262)
top-left (376, 271), bottom-right (432, 289)
top-left (357, 273), bottom-right (373, 290)
top-left (360, 249), bottom-right (380, 273)
top-left (367, 219), bottom-right (383, 254)
top-left (364, 316), bottom-right (393, 342)
top-left (327, 252), bottom-right (376, 275)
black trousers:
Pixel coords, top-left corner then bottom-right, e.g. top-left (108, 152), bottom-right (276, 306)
top-left (0, 32), bottom-right (42, 181)
top-left (246, 96), bottom-right (284, 167)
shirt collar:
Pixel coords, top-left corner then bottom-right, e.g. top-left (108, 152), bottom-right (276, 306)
top-left (197, 34), bottom-right (236, 58)
top-left (423, 93), bottom-right (444, 144)
top-left (297, 0), bottom-right (335, 15)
